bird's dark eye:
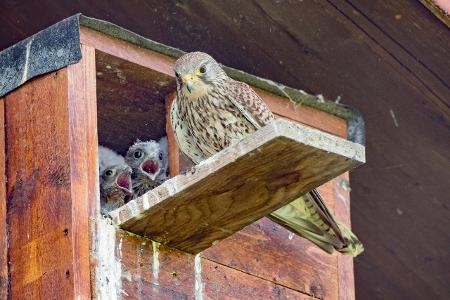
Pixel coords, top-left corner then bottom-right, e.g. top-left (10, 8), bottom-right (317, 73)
top-left (199, 65), bottom-right (206, 74)
top-left (134, 150), bottom-right (143, 159)
top-left (159, 152), bottom-right (163, 161)
top-left (175, 71), bottom-right (180, 78)
top-left (105, 169), bottom-right (114, 177)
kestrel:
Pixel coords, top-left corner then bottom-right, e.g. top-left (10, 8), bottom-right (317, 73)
top-left (98, 146), bottom-right (133, 215)
top-left (170, 52), bottom-right (363, 256)
top-left (125, 136), bottom-right (170, 198)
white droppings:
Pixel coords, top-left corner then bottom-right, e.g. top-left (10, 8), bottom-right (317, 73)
top-left (288, 232), bottom-right (295, 240)
top-left (194, 254), bottom-right (204, 300)
top-left (335, 180), bottom-right (349, 208)
top-left (152, 241), bottom-right (160, 286)
top-left (316, 94), bottom-right (325, 103)
top-left (95, 218), bottom-right (122, 300)
top-left (143, 193), bottom-right (150, 210)
top-left (389, 109), bottom-right (399, 127)
top-left (136, 245), bottom-right (143, 297)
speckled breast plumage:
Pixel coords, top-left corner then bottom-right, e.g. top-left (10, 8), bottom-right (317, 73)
top-left (173, 80), bottom-right (257, 162)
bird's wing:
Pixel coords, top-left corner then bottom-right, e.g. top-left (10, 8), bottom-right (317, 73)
top-left (170, 97), bottom-right (207, 164)
top-left (226, 80), bottom-right (275, 129)
top-left (269, 193), bottom-right (345, 253)
top-left (269, 191), bottom-right (364, 256)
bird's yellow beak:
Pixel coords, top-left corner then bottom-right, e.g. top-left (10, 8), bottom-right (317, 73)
top-left (181, 74), bottom-right (198, 93)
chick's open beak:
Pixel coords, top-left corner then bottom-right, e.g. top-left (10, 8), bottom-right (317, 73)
top-left (116, 167), bottom-right (132, 194)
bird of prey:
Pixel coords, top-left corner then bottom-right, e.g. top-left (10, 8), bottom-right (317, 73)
top-left (125, 136), bottom-right (170, 198)
top-left (98, 146), bottom-right (133, 215)
top-left (170, 51), bottom-right (363, 256)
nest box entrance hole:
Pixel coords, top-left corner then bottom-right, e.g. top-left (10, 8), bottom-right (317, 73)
top-left (95, 50), bottom-right (176, 156)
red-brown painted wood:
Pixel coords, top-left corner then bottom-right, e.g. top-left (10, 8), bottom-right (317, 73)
top-left (0, 99), bottom-right (8, 300)
top-left (5, 47), bottom-right (96, 298)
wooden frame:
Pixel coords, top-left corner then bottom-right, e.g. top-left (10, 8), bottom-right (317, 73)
top-left (0, 99), bottom-right (7, 300)
top-left (3, 45), bottom-right (97, 299)
top-left (0, 24), bottom-right (360, 299)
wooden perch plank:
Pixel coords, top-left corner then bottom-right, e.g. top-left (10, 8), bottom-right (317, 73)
top-left (110, 118), bottom-right (365, 254)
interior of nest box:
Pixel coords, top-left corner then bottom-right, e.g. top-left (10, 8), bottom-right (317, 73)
top-left (95, 50), bottom-right (176, 155)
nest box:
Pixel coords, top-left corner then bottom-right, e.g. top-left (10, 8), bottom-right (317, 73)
top-left (0, 15), bottom-right (365, 299)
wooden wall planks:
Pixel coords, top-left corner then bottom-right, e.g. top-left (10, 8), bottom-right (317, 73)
top-left (4, 49), bottom-right (97, 298)
top-left (5, 70), bottom-right (75, 299)
top-left (67, 44), bottom-right (98, 299)
top-left (0, 99), bottom-right (7, 300)
top-left (111, 225), bottom-right (319, 299)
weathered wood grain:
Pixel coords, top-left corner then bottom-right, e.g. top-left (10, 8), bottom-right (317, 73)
top-left (165, 92), bottom-right (181, 177)
top-left (103, 224), bottom-right (318, 299)
top-left (258, 88), bottom-right (347, 138)
top-left (80, 27), bottom-right (176, 77)
top-left (5, 70), bottom-right (74, 299)
top-left (333, 173), bottom-right (355, 300)
top-left (203, 182), bottom-right (339, 299)
top-left (110, 119), bottom-right (364, 254)
top-left (67, 44), bottom-right (97, 299)
top-left (0, 99), bottom-right (7, 300)
top-left (5, 62), bottom-right (95, 298)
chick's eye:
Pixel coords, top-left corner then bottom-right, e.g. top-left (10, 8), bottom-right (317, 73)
top-left (199, 65), bottom-right (206, 74)
top-left (175, 71), bottom-right (180, 78)
top-left (105, 169), bottom-right (114, 177)
top-left (134, 150), bottom-right (142, 159)
top-left (159, 152), bottom-right (163, 161)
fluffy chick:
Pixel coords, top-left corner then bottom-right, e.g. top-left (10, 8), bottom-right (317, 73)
top-left (125, 136), bottom-right (169, 198)
top-left (98, 146), bottom-right (133, 215)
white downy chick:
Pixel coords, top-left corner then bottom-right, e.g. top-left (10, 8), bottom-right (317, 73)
top-left (98, 146), bottom-right (133, 215)
top-left (125, 136), bottom-right (169, 198)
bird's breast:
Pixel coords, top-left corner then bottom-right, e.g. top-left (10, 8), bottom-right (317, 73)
top-left (178, 92), bottom-right (255, 157)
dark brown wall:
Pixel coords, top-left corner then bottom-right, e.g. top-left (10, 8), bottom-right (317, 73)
top-left (1, 1), bottom-right (449, 299)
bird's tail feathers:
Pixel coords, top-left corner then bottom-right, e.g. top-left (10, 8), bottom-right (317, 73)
top-left (335, 221), bottom-right (364, 257)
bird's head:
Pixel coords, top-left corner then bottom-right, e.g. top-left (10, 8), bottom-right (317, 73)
top-left (100, 164), bottom-right (133, 195)
top-left (98, 146), bottom-right (133, 195)
top-left (173, 52), bottom-right (228, 98)
top-left (126, 140), bottom-right (164, 181)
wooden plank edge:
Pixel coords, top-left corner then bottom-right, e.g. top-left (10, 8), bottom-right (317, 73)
top-left (80, 27), bottom-right (176, 77)
top-left (335, 173), bottom-right (356, 300)
top-left (67, 44), bottom-right (97, 299)
top-left (110, 118), bottom-right (365, 226)
top-left (165, 92), bottom-right (180, 177)
top-left (0, 99), bottom-right (8, 300)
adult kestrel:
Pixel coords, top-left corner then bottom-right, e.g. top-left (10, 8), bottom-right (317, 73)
top-left (170, 52), bottom-right (363, 256)
top-left (98, 146), bottom-right (133, 215)
top-left (125, 136), bottom-right (170, 198)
